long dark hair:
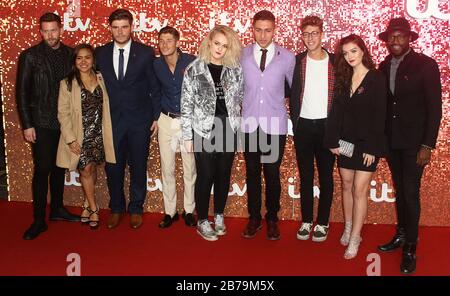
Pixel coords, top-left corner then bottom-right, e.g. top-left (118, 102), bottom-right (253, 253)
top-left (66, 43), bottom-right (96, 92)
top-left (334, 34), bottom-right (375, 96)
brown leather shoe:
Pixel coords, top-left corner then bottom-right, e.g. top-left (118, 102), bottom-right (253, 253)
top-left (242, 219), bottom-right (262, 239)
top-left (267, 221), bottom-right (280, 240)
top-left (130, 214), bottom-right (143, 229)
top-left (107, 213), bottom-right (123, 229)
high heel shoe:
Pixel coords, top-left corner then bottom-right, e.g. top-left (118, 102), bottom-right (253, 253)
top-left (81, 202), bottom-right (91, 224)
top-left (344, 236), bottom-right (362, 259)
top-left (340, 222), bottom-right (352, 246)
top-left (88, 206), bottom-right (100, 230)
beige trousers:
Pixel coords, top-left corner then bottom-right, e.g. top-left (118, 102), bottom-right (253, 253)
top-left (157, 113), bottom-right (196, 216)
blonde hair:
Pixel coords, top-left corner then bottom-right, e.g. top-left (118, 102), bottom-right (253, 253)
top-left (198, 25), bottom-right (242, 68)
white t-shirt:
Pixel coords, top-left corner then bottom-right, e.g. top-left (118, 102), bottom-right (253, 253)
top-left (300, 53), bottom-right (329, 119)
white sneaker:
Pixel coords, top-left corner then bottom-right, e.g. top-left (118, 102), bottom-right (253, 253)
top-left (312, 224), bottom-right (329, 242)
top-left (214, 214), bottom-right (227, 236)
top-left (197, 220), bottom-right (218, 241)
top-left (296, 222), bottom-right (313, 240)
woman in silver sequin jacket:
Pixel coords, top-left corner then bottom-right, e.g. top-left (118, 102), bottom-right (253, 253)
top-left (181, 30), bottom-right (244, 142)
top-left (180, 25), bottom-right (243, 241)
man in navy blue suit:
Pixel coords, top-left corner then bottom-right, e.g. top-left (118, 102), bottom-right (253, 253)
top-left (96, 9), bottom-right (160, 229)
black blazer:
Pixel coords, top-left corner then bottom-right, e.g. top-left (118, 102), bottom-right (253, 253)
top-left (289, 49), bottom-right (335, 131)
top-left (95, 40), bottom-right (161, 129)
top-left (323, 69), bottom-right (387, 157)
top-left (379, 49), bottom-right (442, 149)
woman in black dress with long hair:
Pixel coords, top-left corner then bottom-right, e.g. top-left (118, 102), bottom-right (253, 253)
top-left (324, 34), bottom-right (387, 259)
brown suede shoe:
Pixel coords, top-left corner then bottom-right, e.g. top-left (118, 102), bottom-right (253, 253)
top-left (267, 221), bottom-right (280, 240)
top-left (107, 213), bottom-right (123, 229)
top-left (130, 214), bottom-right (143, 229)
top-left (242, 219), bottom-right (262, 239)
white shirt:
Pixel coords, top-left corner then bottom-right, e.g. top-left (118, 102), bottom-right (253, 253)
top-left (300, 52), bottom-right (329, 119)
top-left (113, 39), bottom-right (132, 80)
top-left (254, 42), bottom-right (275, 69)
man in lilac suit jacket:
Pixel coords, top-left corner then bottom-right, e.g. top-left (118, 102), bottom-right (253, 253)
top-left (240, 10), bottom-right (295, 240)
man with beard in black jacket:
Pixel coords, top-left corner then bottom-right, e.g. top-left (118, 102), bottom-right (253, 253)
top-left (16, 12), bottom-right (80, 240)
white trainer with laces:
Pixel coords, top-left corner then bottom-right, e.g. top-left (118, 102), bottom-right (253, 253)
top-left (197, 220), bottom-right (218, 241)
top-left (214, 214), bottom-right (227, 236)
top-left (296, 222), bottom-right (313, 240)
top-left (312, 224), bottom-right (329, 242)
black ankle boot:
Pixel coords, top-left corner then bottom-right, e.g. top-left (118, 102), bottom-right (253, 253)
top-left (378, 227), bottom-right (406, 252)
top-left (400, 242), bottom-right (417, 274)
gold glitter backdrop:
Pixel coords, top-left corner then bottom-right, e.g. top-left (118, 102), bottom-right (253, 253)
top-left (0, 0), bottom-right (449, 225)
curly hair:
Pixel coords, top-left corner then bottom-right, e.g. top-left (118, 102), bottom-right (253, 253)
top-left (301, 15), bottom-right (323, 32)
top-left (198, 25), bottom-right (242, 68)
top-left (334, 34), bottom-right (375, 96)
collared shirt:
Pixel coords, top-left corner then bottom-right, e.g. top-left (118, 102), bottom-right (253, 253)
top-left (389, 48), bottom-right (411, 94)
top-left (241, 44), bottom-right (296, 135)
top-left (153, 50), bottom-right (195, 114)
top-left (254, 42), bottom-right (275, 69)
top-left (113, 39), bottom-right (132, 80)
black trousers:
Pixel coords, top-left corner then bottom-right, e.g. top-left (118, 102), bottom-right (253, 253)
top-left (193, 121), bottom-right (236, 221)
top-left (32, 127), bottom-right (65, 222)
top-left (294, 118), bottom-right (335, 225)
top-left (387, 148), bottom-right (424, 243)
top-left (244, 128), bottom-right (286, 222)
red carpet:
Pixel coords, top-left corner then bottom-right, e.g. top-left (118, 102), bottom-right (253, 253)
top-left (0, 199), bottom-right (449, 276)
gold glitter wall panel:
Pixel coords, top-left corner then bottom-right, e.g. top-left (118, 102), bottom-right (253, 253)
top-left (1, 0), bottom-right (449, 226)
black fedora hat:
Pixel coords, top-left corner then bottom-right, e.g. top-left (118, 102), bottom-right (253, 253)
top-left (378, 17), bottom-right (419, 42)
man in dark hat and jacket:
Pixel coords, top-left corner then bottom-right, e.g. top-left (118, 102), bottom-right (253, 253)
top-left (377, 17), bottom-right (442, 274)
